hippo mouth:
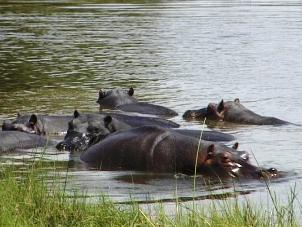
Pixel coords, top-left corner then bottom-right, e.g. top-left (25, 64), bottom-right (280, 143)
top-left (56, 131), bottom-right (109, 152)
top-left (223, 159), bottom-right (278, 179)
top-left (56, 132), bottom-right (92, 152)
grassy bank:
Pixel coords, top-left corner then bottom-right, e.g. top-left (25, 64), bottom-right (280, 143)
top-left (0, 163), bottom-right (300, 227)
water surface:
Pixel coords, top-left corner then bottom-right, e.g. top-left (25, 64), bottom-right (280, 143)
top-left (1, 0), bottom-right (302, 207)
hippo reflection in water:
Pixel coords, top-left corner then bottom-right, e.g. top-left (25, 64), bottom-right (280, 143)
top-left (56, 111), bottom-right (235, 152)
top-left (183, 99), bottom-right (289, 125)
top-left (80, 126), bottom-right (278, 179)
top-left (97, 87), bottom-right (178, 117)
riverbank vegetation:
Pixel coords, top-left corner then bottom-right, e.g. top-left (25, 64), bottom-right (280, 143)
top-left (0, 163), bottom-right (299, 227)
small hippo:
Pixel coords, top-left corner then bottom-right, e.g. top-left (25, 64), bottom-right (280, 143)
top-left (97, 87), bottom-right (178, 117)
top-left (183, 99), bottom-right (289, 125)
top-left (80, 126), bottom-right (278, 179)
top-left (0, 131), bottom-right (53, 153)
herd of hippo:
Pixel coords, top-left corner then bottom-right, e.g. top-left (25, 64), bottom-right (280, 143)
top-left (1, 87), bottom-right (293, 180)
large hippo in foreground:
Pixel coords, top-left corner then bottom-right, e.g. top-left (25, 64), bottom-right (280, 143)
top-left (97, 87), bottom-right (178, 117)
top-left (183, 99), bottom-right (289, 125)
top-left (80, 126), bottom-right (278, 179)
top-left (56, 112), bottom-right (235, 152)
top-left (0, 131), bottom-right (52, 153)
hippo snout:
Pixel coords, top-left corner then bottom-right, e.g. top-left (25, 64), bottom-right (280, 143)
top-left (183, 108), bottom-right (207, 120)
top-left (256, 167), bottom-right (279, 179)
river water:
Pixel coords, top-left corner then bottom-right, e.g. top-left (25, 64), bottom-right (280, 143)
top-left (1, 0), bottom-right (302, 208)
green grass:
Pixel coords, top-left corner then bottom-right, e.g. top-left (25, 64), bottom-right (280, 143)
top-left (0, 163), bottom-right (300, 227)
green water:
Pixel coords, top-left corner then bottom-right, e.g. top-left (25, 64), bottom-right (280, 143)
top-left (1, 0), bottom-right (302, 205)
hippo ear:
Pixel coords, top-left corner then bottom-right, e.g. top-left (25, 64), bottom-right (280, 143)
top-left (217, 99), bottom-right (224, 113)
top-left (29, 114), bottom-right (38, 125)
top-left (17, 112), bottom-right (21, 117)
top-left (234, 98), bottom-right (240, 103)
top-left (104, 115), bottom-right (112, 128)
top-left (99, 89), bottom-right (105, 98)
top-left (74, 110), bottom-right (80, 118)
top-left (128, 87), bottom-right (134, 96)
top-left (232, 142), bottom-right (239, 150)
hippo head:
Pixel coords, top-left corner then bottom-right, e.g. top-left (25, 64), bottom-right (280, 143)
top-left (2, 114), bottom-right (44, 135)
top-left (103, 115), bottom-right (132, 133)
top-left (96, 87), bottom-right (137, 108)
top-left (56, 111), bottom-right (110, 152)
top-left (183, 99), bottom-right (240, 121)
top-left (199, 142), bottom-right (278, 179)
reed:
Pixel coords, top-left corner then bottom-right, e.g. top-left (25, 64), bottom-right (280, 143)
top-left (0, 162), bottom-right (300, 227)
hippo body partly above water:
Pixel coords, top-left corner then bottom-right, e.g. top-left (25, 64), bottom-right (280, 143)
top-left (2, 114), bottom-right (73, 135)
top-left (80, 126), bottom-right (277, 179)
top-left (173, 129), bottom-right (235, 142)
top-left (0, 131), bottom-right (51, 153)
top-left (183, 99), bottom-right (289, 125)
top-left (97, 88), bottom-right (178, 117)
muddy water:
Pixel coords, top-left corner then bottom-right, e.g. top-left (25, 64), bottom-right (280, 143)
top-left (1, 0), bottom-right (302, 206)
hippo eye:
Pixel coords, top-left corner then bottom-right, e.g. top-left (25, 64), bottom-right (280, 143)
top-left (268, 168), bottom-right (278, 174)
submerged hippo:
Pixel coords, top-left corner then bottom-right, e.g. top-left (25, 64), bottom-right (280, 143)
top-left (80, 126), bottom-right (278, 179)
top-left (56, 110), bottom-right (180, 151)
top-left (183, 99), bottom-right (289, 125)
top-left (0, 131), bottom-right (53, 153)
top-left (97, 87), bottom-right (178, 117)
top-left (57, 111), bottom-right (235, 152)
top-left (2, 114), bottom-right (73, 135)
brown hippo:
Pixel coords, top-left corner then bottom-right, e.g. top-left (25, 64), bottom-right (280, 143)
top-left (97, 87), bottom-right (178, 117)
top-left (80, 126), bottom-right (278, 179)
top-left (183, 99), bottom-right (289, 125)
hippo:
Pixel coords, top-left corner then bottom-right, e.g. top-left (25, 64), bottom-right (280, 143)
top-left (56, 111), bottom-right (235, 152)
top-left (56, 110), bottom-right (179, 151)
top-left (97, 87), bottom-right (178, 117)
top-left (0, 131), bottom-right (53, 153)
top-left (2, 113), bottom-right (73, 135)
top-left (183, 99), bottom-right (289, 125)
top-left (80, 126), bottom-right (278, 179)
top-left (105, 116), bottom-right (235, 142)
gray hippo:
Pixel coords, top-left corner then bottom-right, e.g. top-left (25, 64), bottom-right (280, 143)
top-left (80, 126), bottom-right (278, 179)
top-left (2, 114), bottom-right (73, 135)
top-left (56, 110), bottom-right (180, 151)
top-left (0, 131), bottom-right (52, 153)
top-left (183, 99), bottom-right (289, 125)
top-left (97, 87), bottom-right (178, 117)
top-left (56, 112), bottom-right (235, 152)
